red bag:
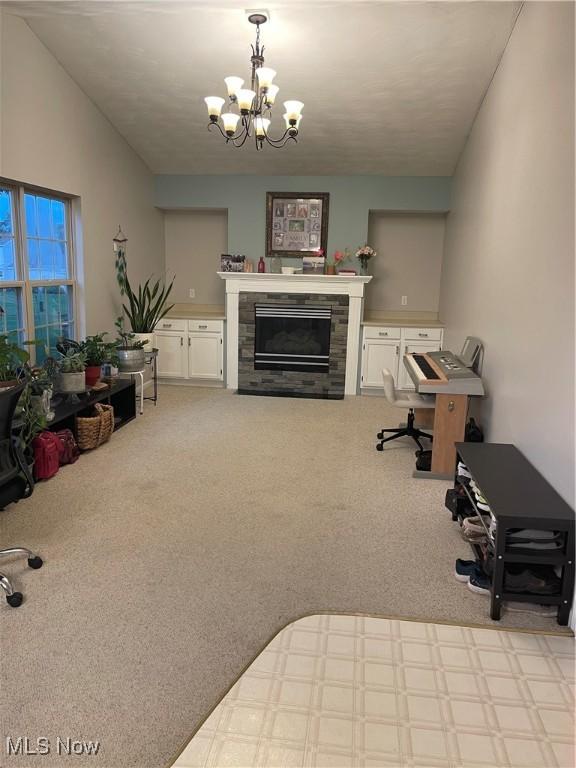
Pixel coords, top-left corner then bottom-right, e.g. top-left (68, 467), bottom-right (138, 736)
top-left (54, 429), bottom-right (80, 465)
top-left (32, 431), bottom-right (61, 480)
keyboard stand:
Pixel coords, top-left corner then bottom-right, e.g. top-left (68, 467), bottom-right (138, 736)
top-left (413, 393), bottom-right (470, 480)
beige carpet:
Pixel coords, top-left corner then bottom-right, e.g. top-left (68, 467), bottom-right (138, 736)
top-left (0, 387), bottom-right (570, 768)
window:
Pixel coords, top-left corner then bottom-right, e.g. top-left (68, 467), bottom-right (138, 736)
top-left (0, 182), bottom-right (77, 362)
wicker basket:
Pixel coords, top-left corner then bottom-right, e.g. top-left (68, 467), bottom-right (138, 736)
top-left (76, 403), bottom-right (114, 450)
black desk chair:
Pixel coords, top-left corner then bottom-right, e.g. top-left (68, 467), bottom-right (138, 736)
top-left (0, 382), bottom-right (43, 607)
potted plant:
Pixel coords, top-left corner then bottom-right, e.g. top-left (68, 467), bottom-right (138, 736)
top-left (80, 333), bottom-right (119, 387)
top-left (0, 334), bottom-right (29, 388)
top-left (56, 348), bottom-right (87, 393)
top-left (115, 316), bottom-right (146, 372)
top-left (14, 383), bottom-right (47, 467)
top-left (28, 360), bottom-right (57, 423)
top-left (119, 273), bottom-right (174, 351)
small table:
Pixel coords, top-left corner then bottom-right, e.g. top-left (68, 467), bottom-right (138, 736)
top-left (125, 349), bottom-right (158, 415)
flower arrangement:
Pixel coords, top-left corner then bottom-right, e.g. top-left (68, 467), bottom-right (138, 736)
top-left (356, 245), bottom-right (377, 274)
top-left (325, 248), bottom-right (351, 274)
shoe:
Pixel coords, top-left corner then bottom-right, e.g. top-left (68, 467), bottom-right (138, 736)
top-left (463, 516), bottom-right (490, 532)
top-left (457, 462), bottom-right (472, 479)
top-left (467, 572), bottom-right (491, 595)
top-left (505, 568), bottom-right (561, 596)
top-left (454, 559), bottom-right (480, 582)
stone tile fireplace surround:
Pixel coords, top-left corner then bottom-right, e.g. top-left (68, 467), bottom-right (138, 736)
top-left (218, 273), bottom-right (372, 397)
top-left (239, 292), bottom-right (349, 398)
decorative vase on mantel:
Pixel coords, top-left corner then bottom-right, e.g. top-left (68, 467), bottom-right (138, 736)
top-left (359, 257), bottom-right (369, 276)
top-left (325, 264), bottom-right (336, 276)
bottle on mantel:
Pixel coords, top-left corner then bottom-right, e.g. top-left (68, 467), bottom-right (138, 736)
top-left (257, 257), bottom-right (266, 273)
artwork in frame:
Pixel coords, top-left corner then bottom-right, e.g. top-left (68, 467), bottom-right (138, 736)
top-left (266, 192), bottom-right (329, 258)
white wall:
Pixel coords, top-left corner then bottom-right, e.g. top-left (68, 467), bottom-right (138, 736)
top-left (0, 12), bottom-right (165, 335)
top-left (440, 2), bottom-right (575, 506)
top-left (367, 213), bottom-right (445, 312)
top-left (163, 209), bottom-right (228, 306)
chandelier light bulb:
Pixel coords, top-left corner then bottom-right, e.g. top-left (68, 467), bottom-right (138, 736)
top-left (221, 113), bottom-right (241, 136)
top-left (255, 117), bottom-right (271, 137)
top-left (256, 67), bottom-right (276, 91)
top-left (204, 96), bottom-right (225, 120)
top-left (283, 112), bottom-right (302, 131)
top-left (236, 88), bottom-right (256, 112)
top-left (265, 84), bottom-right (279, 106)
top-left (283, 100), bottom-right (304, 122)
top-left (224, 76), bottom-right (244, 99)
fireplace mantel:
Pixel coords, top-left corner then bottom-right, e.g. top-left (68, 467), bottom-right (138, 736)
top-left (218, 272), bottom-right (372, 396)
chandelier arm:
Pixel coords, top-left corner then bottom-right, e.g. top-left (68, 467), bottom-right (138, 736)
top-left (262, 129), bottom-right (298, 147)
top-left (207, 121), bottom-right (230, 141)
top-left (231, 121), bottom-right (251, 148)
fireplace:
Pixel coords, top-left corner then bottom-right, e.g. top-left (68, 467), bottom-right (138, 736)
top-left (237, 292), bottom-right (349, 399)
top-left (254, 304), bottom-right (331, 373)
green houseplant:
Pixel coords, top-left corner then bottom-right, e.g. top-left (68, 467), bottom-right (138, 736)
top-left (115, 316), bottom-right (146, 372)
top-left (0, 334), bottom-right (29, 387)
top-left (119, 273), bottom-right (175, 351)
top-left (56, 348), bottom-right (87, 393)
top-left (80, 333), bottom-right (119, 387)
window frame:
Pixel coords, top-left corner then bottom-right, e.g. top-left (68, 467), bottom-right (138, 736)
top-left (0, 180), bottom-right (78, 363)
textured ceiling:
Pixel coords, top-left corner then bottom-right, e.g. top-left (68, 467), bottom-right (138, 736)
top-left (6, 1), bottom-right (522, 175)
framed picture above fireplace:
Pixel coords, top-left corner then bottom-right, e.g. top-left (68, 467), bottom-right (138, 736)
top-left (266, 192), bottom-right (330, 259)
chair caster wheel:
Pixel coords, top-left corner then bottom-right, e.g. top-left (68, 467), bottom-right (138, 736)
top-left (377, 431), bottom-right (384, 439)
top-left (7, 592), bottom-right (23, 607)
top-left (376, 443), bottom-right (384, 451)
top-left (28, 556), bottom-right (43, 570)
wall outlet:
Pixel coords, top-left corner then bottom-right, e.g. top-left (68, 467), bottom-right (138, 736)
top-left (401, 295), bottom-right (408, 306)
top-left (189, 289), bottom-right (196, 299)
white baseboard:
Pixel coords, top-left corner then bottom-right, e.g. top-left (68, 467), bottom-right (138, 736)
top-left (158, 378), bottom-right (225, 389)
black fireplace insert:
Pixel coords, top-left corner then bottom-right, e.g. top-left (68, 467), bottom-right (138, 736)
top-left (254, 304), bottom-right (331, 372)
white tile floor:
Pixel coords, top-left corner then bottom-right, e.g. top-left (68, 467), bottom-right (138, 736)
top-left (173, 615), bottom-right (575, 768)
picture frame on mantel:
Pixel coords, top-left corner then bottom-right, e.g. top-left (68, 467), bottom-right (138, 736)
top-left (266, 192), bottom-right (329, 259)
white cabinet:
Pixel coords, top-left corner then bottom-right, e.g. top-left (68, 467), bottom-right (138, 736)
top-left (361, 325), bottom-right (443, 391)
top-left (361, 340), bottom-right (400, 388)
top-left (155, 318), bottom-right (224, 383)
top-left (154, 331), bottom-right (188, 378)
top-left (187, 333), bottom-right (223, 380)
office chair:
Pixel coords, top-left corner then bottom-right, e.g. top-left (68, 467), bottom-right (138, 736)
top-left (376, 368), bottom-right (435, 453)
top-left (0, 382), bottom-right (43, 608)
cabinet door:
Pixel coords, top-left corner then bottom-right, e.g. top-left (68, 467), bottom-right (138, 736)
top-left (361, 340), bottom-right (400, 388)
top-left (188, 334), bottom-right (223, 380)
top-left (398, 340), bottom-right (442, 390)
top-left (154, 332), bottom-right (187, 378)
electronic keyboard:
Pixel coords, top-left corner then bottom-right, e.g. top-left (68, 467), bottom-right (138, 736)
top-left (404, 350), bottom-right (485, 395)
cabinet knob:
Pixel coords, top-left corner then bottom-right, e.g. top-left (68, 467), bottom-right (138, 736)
top-left (199, 324), bottom-right (208, 329)
top-left (163, 323), bottom-right (172, 328)
top-left (379, 332), bottom-right (388, 337)
top-left (180, 337), bottom-right (183, 346)
top-left (418, 333), bottom-right (428, 337)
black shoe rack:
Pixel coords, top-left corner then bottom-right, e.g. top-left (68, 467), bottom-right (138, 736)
top-left (449, 442), bottom-right (575, 625)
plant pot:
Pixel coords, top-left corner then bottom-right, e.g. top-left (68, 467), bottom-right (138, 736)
top-left (131, 332), bottom-right (154, 352)
top-left (325, 264), bottom-right (336, 275)
top-left (56, 371), bottom-right (86, 393)
top-left (117, 348), bottom-right (146, 372)
top-left (85, 365), bottom-right (102, 387)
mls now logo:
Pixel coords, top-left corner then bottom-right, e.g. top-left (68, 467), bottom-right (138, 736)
top-left (6, 736), bottom-right (100, 756)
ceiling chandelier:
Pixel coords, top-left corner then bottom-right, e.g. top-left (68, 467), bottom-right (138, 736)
top-left (204, 13), bottom-right (303, 150)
